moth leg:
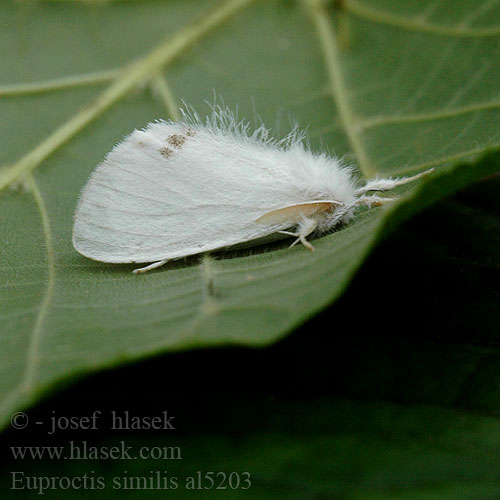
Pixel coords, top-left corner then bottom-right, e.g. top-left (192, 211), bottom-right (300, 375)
top-left (279, 217), bottom-right (317, 252)
top-left (132, 259), bottom-right (169, 275)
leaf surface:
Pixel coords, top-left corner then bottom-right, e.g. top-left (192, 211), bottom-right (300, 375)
top-left (1, 0), bottom-right (499, 427)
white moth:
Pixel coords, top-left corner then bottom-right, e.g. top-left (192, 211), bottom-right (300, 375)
top-left (73, 105), bottom-right (432, 274)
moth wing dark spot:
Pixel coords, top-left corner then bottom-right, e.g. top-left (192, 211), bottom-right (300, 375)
top-left (166, 134), bottom-right (186, 148)
top-left (159, 147), bottom-right (173, 158)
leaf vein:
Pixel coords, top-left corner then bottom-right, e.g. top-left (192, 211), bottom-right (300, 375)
top-left (359, 100), bottom-right (500, 130)
top-left (345, 0), bottom-right (500, 37)
top-left (306, 0), bottom-right (375, 178)
top-left (0, 69), bottom-right (119, 97)
top-left (22, 176), bottom-right (56, 394)
top-left (150, 74), bottom-right (181, 120)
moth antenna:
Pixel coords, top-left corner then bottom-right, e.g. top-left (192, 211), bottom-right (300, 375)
top-left (356, 168), bottom-right (434, 195)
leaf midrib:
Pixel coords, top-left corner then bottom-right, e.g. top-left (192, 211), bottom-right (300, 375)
top-left (306, 0), bottom-right (375, 178)
top-left (0, 0), bottom-right (259, 191)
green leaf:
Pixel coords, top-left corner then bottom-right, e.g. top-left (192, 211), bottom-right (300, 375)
top-left (1, 0), bottom-right (499, 428)
top-left (1, 177), bottom-right (499, 497)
